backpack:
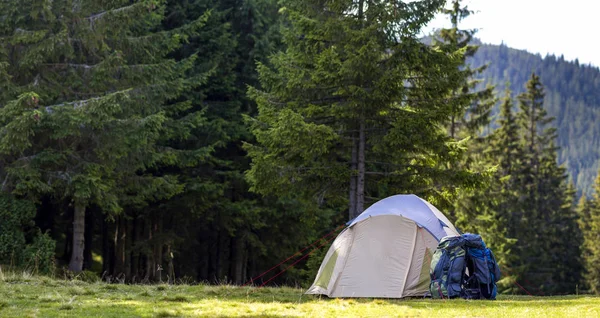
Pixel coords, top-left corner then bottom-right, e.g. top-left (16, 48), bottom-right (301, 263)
top-left (429, 236), bottom-right (466, 299)
top-left (429, 234), bottom-right (501, 300)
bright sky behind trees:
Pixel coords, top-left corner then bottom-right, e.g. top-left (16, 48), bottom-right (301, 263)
top-left (424, 0), bottom-right (600, 67)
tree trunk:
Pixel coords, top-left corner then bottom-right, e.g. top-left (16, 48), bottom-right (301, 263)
top-left (356, 120), bottom-right (366, 215)
top-left (242, 244), bottom-right (248, 285)
top-left (124, 217), bottom-right (132, 279)
top-left (349, 134), bottom-right (358, 220)
top-left (62, 205), bottom-right (73, 263)
top-left (248, 248), bottom-right (256, 285)
top-left (155, 215), bottom-right (163, 282)
top-left (355, 0), bottom-right (365, 216)
top-left (144, 216), bottom-right (154, 282)
top-left (131, 217), bottom-right (141, 281)
top-left (114, 216), bottom-right (126, 277)
top-left (215, 229), bottom-right (222, 283)
top-left (83, 206), bottom-right (94, 270)
top-left (208, 228), bottom-right (217, 282)
top-left (101, 216), bottom-right (111, 275)
top-left (358, 0), bottom-right (364, 19)
top-left (167, 244), bottom-right (175, 284)
top-left (231, 234), bottom-right (245, 285)
top-left (530, 100), bottom-right (536, 155)
top-left (68, 201), bottom-right (86, 272)
top-left (197, 229), bottom-right (208, 281)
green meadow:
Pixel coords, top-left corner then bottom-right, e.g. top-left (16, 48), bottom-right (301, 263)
top-left (1, 271), bottom-right (599, 317)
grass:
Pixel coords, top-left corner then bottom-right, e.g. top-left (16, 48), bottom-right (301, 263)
top-left (1, 271), bottom-right (599, 317)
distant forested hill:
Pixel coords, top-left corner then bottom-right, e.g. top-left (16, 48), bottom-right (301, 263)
top-left (469, 43), bottom-right (600, 196)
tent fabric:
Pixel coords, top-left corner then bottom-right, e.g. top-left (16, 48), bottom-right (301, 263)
top-left (402, 227), bottom-right (438, 296)
top-left (309, 227), bottom-right (354, 295)
top-left (348, 194), bottom-right (459, 240)
top-left (306, 194), bottom-right (458, 298)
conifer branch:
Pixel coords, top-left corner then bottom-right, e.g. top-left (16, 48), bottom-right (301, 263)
top-left (42, 63), bottom-right (94, 69)
top-left (44, 89), bottom-right (131, 113)
top-left (41, 62), bottom-right (166, 70)
top-left (14, 154), bottom-right (39, 163)
top-left (1, 174), bottom-right (8, 192)
top-left (85, 3), bottom-right (140, 23)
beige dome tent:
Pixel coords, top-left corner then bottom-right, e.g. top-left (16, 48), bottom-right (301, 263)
top-left (306, 194), bottom-right (459, 298)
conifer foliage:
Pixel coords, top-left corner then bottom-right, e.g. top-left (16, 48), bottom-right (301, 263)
top-left (246, 0), bottom-right (480, 221)
top-left (0, 0), bottom-right (209, 272)
top-left (512, 74), bottom-right (581, 294)
top-left (455, 73), bottom-right (582, 295)
top-left (436, 0), bottom-right (494, 141)
top-left (454, 86), bottom-right (517, 280)
top-left (469, 43), bottom-right (600, 197)
top-left (579, 172), bottom-right (600, 293)
top-left (0, 0), bottom-right (595, 294)
top-left (479, 74), bottom-right (581, 294)
top-left (436, 0), bottom-right (509, 275)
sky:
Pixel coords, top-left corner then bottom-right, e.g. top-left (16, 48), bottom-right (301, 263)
top-left (423, 0), bottom-right (600, 67)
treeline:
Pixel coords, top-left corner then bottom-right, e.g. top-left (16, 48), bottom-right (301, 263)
top-left (0, 0), bottom-right (317, 285)
top-left (456, 74), bottom-right (585, 295)
top-left (469, 43), bottom-right (600, 197)
top-left (1, 0), bottom-right (599, 295)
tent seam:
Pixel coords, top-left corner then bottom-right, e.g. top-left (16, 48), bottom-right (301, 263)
top-left (329, 222), bottom-right (360, 296)
top-left (400, 223), bottom-right (418, 297)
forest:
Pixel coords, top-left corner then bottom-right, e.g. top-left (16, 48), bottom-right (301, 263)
top-left (1, 0), bottom-right (599, 296)
top-left (469, 43), bottom-right (600, 197)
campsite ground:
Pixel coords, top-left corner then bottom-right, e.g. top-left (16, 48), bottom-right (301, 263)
top-left (1, 272), bottom-right (598, 317)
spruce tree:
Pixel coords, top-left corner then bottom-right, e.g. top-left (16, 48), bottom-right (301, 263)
top-left (510, 73), bottom-right (581, 294)
top-left (486, 86), bottom-right (521, 270)
top-left (436, 0), bottom-right (495, 142)
top-left (438, 0), bottom-right (503, 275)
top-left (454, 86), bottom-right (517, 281)
top-left (147, 0), bottom-right (327, 285)
top-left (246, 0), bottom-right (481, 221)
top-left (492, 85), bottom-right (522, 180)
top-left (579, 172), bottom-right (600, 293)
top-left (0, 0), bottom-right (208, 272)
top-left (512, 73), bottom-right (548, 290)
top-left (438, 0), bottom-right (497, 248)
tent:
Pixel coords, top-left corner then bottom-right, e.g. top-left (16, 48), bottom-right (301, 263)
top-left (305, 194), bottom-right (459, 298)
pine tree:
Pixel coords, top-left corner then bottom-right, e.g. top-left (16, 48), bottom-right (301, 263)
top-left (0, 0), bottom-right (208, 272)
top-left (143, 0), bottom-right (327, 285)
top-left (246, 0), bottom-right (482, 222)
top-left (579, 172), bottom-right (600, 293)
top-left (469, 43), bottom-right (600, 197)
top-left (576, 195), bottom-right (592, 291)
top-left (454, 86), bottom-right (517, 282)
top-left (510, 73), bottom-right (581, 294)
top-left (438, 1), bottom-right (504, 278)
top-left (436, 0), bottom-right (495, 142)
top-left (512, 73), bottom-right (549, 290)
top-left (492, 85), bottom-right (522, 180)
top-left (537, 145), bottom-right (581, 293)
top-left (438, 1), bottom-right (497, 249)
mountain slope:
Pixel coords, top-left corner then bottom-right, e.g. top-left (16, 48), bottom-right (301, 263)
top-left (469, 43), bottom-right (600, 196)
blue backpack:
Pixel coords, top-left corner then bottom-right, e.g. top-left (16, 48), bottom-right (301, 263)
top-left (462, 234), bottom-right (501, 299)
top-left (430, 233), bottom-right (501, 300)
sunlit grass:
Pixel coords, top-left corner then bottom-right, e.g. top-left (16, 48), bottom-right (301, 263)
top-left (0, 270), bottom-right (599, 317)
